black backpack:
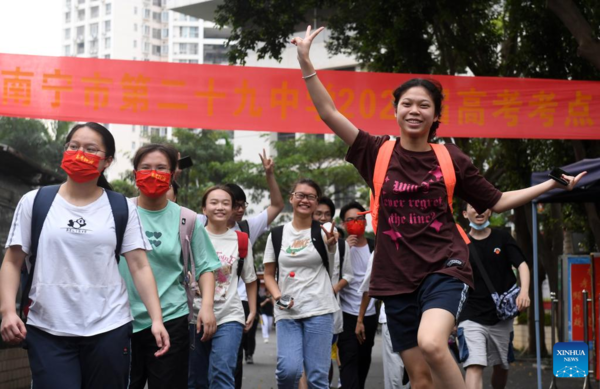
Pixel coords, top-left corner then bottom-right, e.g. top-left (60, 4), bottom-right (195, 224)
top-left (20, 185), bottom-right (129, 319)
top-left (271, 220), bottom-right (330, 280)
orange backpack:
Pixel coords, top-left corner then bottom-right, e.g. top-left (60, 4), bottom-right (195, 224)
top-left (364, 140), bottom-right (470, 244)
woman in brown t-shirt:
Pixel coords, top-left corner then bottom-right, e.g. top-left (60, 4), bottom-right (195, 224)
top-left (291, 26), bottom-right (586, 389)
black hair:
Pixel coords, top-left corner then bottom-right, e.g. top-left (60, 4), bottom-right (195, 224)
top-left (318, 196), bottom-right (335, 217)
top-left (340, 201), bottom-right (367, 221)
top-left (65, 122), bottom-right (115, 190)
top-left (225, 183), bottom-right (247, 203)
top-left (392, 78), bottom-right (444, 141)
top-left (132, 143), bottom-right (179, 174)
top-left (290, 178), bottom-right (322, 199)
top-left (201, 185), bottom-right (236, 208)
top-left (172, 180), bottom-right (180, 197)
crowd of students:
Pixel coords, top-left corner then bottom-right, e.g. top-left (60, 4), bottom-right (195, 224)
top-left (0, 25), bottom-right (586, 389)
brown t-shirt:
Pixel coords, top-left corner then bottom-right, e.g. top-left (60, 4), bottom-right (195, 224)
top-left (346, 130), bottom-right (502, 297)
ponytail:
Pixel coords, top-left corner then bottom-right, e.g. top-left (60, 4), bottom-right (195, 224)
top-left (97, 173), bottom-right (113, 191)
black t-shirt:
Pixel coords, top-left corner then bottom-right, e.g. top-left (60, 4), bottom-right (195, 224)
top-left (459, 228), bottom-right (527, 325)
top-left (259, 294), bottom-right (274, 316)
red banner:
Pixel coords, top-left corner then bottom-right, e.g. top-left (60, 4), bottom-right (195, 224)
top-left (0, 53), bottom-right (599, 139)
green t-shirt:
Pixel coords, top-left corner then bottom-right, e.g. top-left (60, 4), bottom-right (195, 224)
top-left (119, 200), bottom-right (221, 332)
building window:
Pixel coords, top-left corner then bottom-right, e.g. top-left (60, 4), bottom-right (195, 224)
top-left (104, 20), bottom-right (111, 33)
top-left (152, 45), bottom-right (161, 56)
top-left (104, 37), bottom-right (111, 49)
top-left (104, 54), bottom-right (110, 59)
top-left (90, 23), bottom-right (98, 38)
top-left (132, 125), bottom-right (136, 133)
top-left (162, 11), bottom-right (169, 22)
top-left (76, 26), bottom-right (85, 40)
top-left (179, 43), bottom-right (198, 55)
top-left (144, 42), bottom-right (150, 53)
top-left (161, 44), bottom-right (168, 55)
top-left (277, 133), bottom-right (295, 142)
top-left (77, 9), bottom-right (85, 21)
top-left (152, 11), bottom-right (160, 22)
top-left (152, 28), bottom-right (160, 39)
top-left (89, 39), bottom-right (98, 54)
top-left (152, 0), bottom-right (161, 6)
top-left (131, 141), bottom-right (136, 151)
top-left (144, 8), bottom-right (151, 19)
top-left (77, 42), bottom-right (85, 54)
top-left (141, 126), bottom-right (149, 137)
top-left (65, 0), bottom-right (71, 8)
top-left (90, 6), bottom-right (99, 18)
top-left (64, 28), bottom-right (71, 40)
top-left (134, 6), bottom-right (138, 15)
top-left (65, 12), bottom-right (71, 23)
top-left (133, 40), bottom-right (137, 48)
top-left (105, 3), bottom-right (111, 16)
top-left (161, 28), bottom-right (168, 38)
top-left (134, 23), bottom-right (138, 32)
top-left (64, 45), bottom-right (71, 56)
top-left (78, 0), bottom-right (85, 4)
top-left (143, 25), bottom-right (150, 36)
top-left (151, 127), bottom-right (160, 137)
top-left (203, 44), bottom-right (228, 64)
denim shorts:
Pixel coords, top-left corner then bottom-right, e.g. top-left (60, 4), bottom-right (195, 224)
top-left (382, 273), bottom-right (469, 353)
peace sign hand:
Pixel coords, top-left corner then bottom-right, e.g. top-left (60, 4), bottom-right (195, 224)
top-left (291, 26), bottom-right (325, 62)
top-left (259, 148), bottom-right (274, 175)
top-left (321, 221), bottom-right (337, 248)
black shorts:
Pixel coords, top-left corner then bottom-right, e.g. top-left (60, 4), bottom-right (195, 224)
top-left (382, 273), bottom-right (469, 353)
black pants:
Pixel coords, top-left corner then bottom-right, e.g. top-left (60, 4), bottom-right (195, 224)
top-left (26, 322), bottom-right (132, 389)
top-left (129, 315), bottom-right (189, 389)
top-left (234, 300), bottom-right (259, 389)
top-left (337, 312), bottom-right (378, 389)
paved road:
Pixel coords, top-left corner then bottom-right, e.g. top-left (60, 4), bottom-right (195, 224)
top-left (239, 325), bottom-right (588, 388)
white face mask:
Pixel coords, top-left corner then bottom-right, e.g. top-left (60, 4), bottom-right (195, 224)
top-left (469, 221), bottom-right (490, 231)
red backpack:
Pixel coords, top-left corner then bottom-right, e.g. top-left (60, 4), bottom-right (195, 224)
top-left (364, 140), bottom-right (470, 244)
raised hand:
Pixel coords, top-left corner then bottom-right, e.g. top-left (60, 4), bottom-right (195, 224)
top-left (321, 221), bottom-right (337, 247)
top-left (291, 25), bottom-right (325, 62)
top-left (259, 148), bottom-right (274, 175)
top-left (560, 171), bottom-right (587, 191)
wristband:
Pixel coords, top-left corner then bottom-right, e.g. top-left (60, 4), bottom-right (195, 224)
top-left (302, 72), bottom-right (317, 80)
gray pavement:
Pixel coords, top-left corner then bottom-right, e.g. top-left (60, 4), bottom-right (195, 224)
top-left (240, 325), bottom-right (589, 388)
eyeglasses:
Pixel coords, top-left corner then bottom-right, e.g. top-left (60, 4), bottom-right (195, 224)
top-left (64, 142), bottom-right (105, 155)
top-left (291, 192), bottom-right (318, 202)
top-left (344, 216), bottom-right (366, 222)
top-left (314, 211), bottom-right (332, 219)
top-left (233, 202), bottom-right (249, 210)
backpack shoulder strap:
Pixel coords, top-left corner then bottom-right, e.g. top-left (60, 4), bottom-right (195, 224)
top-left (429, 143), bottom-right (470, 245)
top-left (105, 190), bottom-right (129, 262)
top-left (271, 225), bottom-right (284, 280)
top-left (235, 230), bottom-right (249, 279)
top-left (22, 185), bottom-right (61, 318)
top-left (179, 206), bottom-right (197, 274)
top-left (238, 219), bottom-right (250, 238)
top-left (337, 239), bottom-right (346, 281)
top-left (371, 140), bottom-right (396, 234)
top-left (367, 238), bottom-right (375, 253)
top-left (311, 220), bottom-right (330, 276)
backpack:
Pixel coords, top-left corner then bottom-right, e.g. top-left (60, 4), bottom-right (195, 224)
top-left (271, 220), bottom-right (330, 281)
top-left (20, 185), bottom-right (129, 319)
top-left (369, 140), bottom-right (470, 244)
top-left (131, 197), bottom-right (201, 322)
top-left (338, 237), bottom-right (375, 281)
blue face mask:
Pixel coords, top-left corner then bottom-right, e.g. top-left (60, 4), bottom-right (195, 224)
top-left (469, 221), bottom-right (490, 230)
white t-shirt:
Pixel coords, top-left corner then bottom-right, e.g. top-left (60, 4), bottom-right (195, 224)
top-left (6, 190), bottom-right (151, 336)
top-left (263, 222), bottom-right (339, 322)
top-left (197, 209), bottom-right (269, 301)
top-left (359, 253), bottom-right (386, 324)
top-left (340, 244), bottom-right (376, 317)
top-left (193, 229), bottom-right (257, 326)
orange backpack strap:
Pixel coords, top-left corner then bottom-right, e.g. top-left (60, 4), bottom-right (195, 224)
top-left (430, 143), bottom-right (470, 245)
top-left (369, 140), bottom-right (396, 234)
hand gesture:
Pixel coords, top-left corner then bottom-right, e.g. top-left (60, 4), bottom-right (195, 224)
top-left (556, 171), bottom-right (587, 191)
top-left (259, 148), bottom-right (274, 176)
top-left (321, 221), bottom-right (337, 247)
top-left (291, 26), bottom-right (325, 62)
top-left (516, 291), bottom-right (530, 311)
top-left (197, 305), bottom-right (217, 342)
top-left (346, 235), bottom-right (358, 248)
top-left (151, 321), bottom-right (171, 357)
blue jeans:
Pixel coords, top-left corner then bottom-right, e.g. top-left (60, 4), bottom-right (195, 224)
top-left (276, 313), bottom-right (334, 389)
top-left (188, 321), bottom-right (244, 389)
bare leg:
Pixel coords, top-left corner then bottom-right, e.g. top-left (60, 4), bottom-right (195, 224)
top-left (417, 309), bottom-right (466, 389)
top-left (464, 365), bottom-right (484, 389)
top-left (491, 365), bottom-right (508, 389)
top-left (399, 347), bottom-right (434, 389)
top-left (298, 371), bottom-right (308, 389)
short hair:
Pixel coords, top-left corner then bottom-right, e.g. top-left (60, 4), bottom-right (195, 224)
top-left (132, 143), bottom-right (179, 174)
top-left (318, 196), bottom-right (335, 217)
top-left (225, 183), bottom-right (246, 203)
top-left (171, 180), bottom-right (180, 197)
top-left (340, 201), bottom-right (367, 221)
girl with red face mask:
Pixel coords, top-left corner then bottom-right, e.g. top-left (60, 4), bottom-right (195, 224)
top-left (119, 143), bottom-right (221, 389)
top-left (0, 123), bottom-right (170, 389)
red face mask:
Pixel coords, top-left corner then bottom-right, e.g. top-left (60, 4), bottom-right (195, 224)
top-left (61, 151), bottom-right (103, 183)
top-left (346, 219), bottom-right (366, 237)
top-left (136, 170), bottom-right (172, 199)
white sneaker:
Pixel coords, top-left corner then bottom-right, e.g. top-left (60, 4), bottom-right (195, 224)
top-left (264, 338), bottom-right (269, 343)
